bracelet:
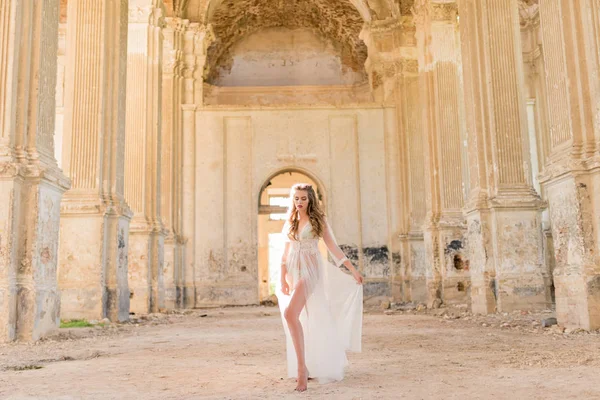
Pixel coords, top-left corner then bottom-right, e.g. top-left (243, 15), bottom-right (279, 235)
top-left (337, 257), bottom-right (348, 267)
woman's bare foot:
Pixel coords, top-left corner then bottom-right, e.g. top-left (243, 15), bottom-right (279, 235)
top-left (295, 368), bottom-right (313, 382)
top-left (295, 368), bottom-right (308, 392)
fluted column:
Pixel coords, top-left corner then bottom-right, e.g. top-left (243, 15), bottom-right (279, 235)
top-left (458, 0), bottom-right (549, 313)
top-left (414, 1), bottom-right (468, 306)
top-left (58, 0), bottom-right (133, 323)
top-left (414, 0), bottom-right (440, 307)
top-left (538, 0), bottom-right (600, 330)
top-left (161, 17), bottom-right (187, 309)
top-left (519, 1), bottom-right (556, 306)
top-left (125, 1), bottom-right (166, 315)
top-left (0, 0), bottom-right (70, 342)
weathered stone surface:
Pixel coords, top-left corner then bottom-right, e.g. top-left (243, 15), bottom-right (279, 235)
top-left (0, 0), bottom-right (70, 342)
top-left (58, 0), bottom-right (132, 323)
top-left (203, 0), bottom-right (368, 83)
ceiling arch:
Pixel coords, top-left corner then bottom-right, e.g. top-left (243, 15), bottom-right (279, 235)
top-left (196, 0), bottom-right (375, 83)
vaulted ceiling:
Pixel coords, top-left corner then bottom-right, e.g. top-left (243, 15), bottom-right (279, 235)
top-left (169, 0), bottom-right (416, 83)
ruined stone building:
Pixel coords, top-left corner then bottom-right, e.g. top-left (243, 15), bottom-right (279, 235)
top-left (1, 0), bottom-right (599, 342)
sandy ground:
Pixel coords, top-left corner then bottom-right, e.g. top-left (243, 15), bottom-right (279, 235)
top-left (1, 305), bottom-right (600, 400)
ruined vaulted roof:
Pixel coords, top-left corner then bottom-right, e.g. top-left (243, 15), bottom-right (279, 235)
top-left (186, 0), bottom-right (370, 83)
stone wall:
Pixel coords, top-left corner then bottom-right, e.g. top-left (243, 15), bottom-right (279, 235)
top-left (192, 106), bottom-right (394, 305)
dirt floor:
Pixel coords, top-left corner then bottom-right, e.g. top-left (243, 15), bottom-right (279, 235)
top-left (1, 304), bottom-right (600, 400)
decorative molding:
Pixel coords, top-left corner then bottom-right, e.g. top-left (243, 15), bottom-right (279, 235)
top-left (129, 5), bottom-right (152, 23)
top-left (519, 0), bottom-right (540, 29)
top-left (431, 2), bottom-right (457, 22)
top-left (129, 5), bottom-right (165, 26)
top-left (411, 0), bottom-right (431, 26)
top-left (412, 1), bottom-right (457, 25)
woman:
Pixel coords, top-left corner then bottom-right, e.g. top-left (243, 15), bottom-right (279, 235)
top-left (277, 183), bottom-right (364, 392)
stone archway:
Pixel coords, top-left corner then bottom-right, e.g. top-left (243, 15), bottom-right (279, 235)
top-left (256, 169), bottom-right (327, 302)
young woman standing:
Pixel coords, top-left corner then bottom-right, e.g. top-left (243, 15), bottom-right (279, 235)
top-left (277, 183), bottom-right (364, 392)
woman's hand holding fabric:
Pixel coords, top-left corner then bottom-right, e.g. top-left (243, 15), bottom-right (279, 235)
top-left (352, 270), bottom-right (364, 285)
top-left (281, 279), bottom-right (290, 295)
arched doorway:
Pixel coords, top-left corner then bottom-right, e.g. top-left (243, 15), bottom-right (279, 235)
top-left (257, 170), bottom-right (327, 302)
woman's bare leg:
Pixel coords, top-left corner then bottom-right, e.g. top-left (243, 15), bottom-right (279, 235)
top-left (284, 280), bottom-right (309, 392)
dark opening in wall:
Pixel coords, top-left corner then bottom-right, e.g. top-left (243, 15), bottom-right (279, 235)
top-left (457, 281), bottom-right (465, 292)
top-left (453, 254), bottom-right (464, 270)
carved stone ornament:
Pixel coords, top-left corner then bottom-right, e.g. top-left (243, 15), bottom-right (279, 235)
top-left (129, 5), bottom-right (165, 25)
top-left (129, 6), bottom-right (153, 23)
top-left (430, 2), bottom-right (457, 22)
top-left (518, 0), bottom-right (540, 28)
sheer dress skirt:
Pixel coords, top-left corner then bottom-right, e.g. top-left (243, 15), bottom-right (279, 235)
top-left (276, 238), bottom-right (363, 383)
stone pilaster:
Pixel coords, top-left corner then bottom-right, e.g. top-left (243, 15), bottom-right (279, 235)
top-left (362, 19), bottom-right (409, 299)
top-left (161, 17), bottom-right (188, 309)
top-left (0, 0), bottom-right (71, 342)
top-left (396, 59), bottom-right (429, 303)
top-left (180, 24), bottom-right (212, 308)
top-left (538, 0), bottom-right (600, 330)
top-left (457, 0), bottom-right (549, 314)
top-left (59, 0), bottom-right (133, 323)
top-left (55, 23), bottom-right (67, 170)
top-left (125, 1), bottom-right (167, 315)
top-left (519, 1), bottom-right (556, 304)
top-left (414, 0), bottom-right (468, 306)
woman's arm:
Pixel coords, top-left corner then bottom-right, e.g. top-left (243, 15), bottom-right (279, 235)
top-left (323, 220), bottom-right (364, 284)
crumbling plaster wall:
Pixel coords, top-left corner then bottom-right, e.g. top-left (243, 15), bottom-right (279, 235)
top-left (213, 28), bottom-right (366, 87)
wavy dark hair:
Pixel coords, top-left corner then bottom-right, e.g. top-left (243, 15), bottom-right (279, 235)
top-left (286, 183), bottom-right (325, 240)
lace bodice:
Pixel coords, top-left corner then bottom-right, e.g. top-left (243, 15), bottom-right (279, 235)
top-left (283, 219), bottom-right (348, 267)
top-left (289, 224), bottom-right (319, 254)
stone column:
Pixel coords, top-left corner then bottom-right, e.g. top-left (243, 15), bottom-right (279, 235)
top-left (394, 59), bottom-right (428, 303)
top-left (0, 0), bottom-right (70, 342)
top-left (519, 1), bottom-right (556, 303)
top-left (414, 0), bottom-right (441, 307)
top-left (414, 1), bottom-right (469, 306)
top-left (392, 55), bottom-right (429, 304)
top-left (538, 0), bottom-right (600, 330)
top-left (395, 0), bottom-right (427, 305)
top-left (457, 0), bottom-right (549, 313)
top-left (55, 23), bottom-right (67, 169)
top-left (125, 1), bottom-right (167, 315)
top-left (362, 19), bottom-right (408, 300)
top-left (161, 17), bottom-right (187, 309)
top-left (59, 0), bottom-right (133, 323)
top-left (180, 24), bottom-right (212, 308)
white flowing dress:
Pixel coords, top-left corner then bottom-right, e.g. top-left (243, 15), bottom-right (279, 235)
top-left (276, 220), bottom-right (363, 383)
